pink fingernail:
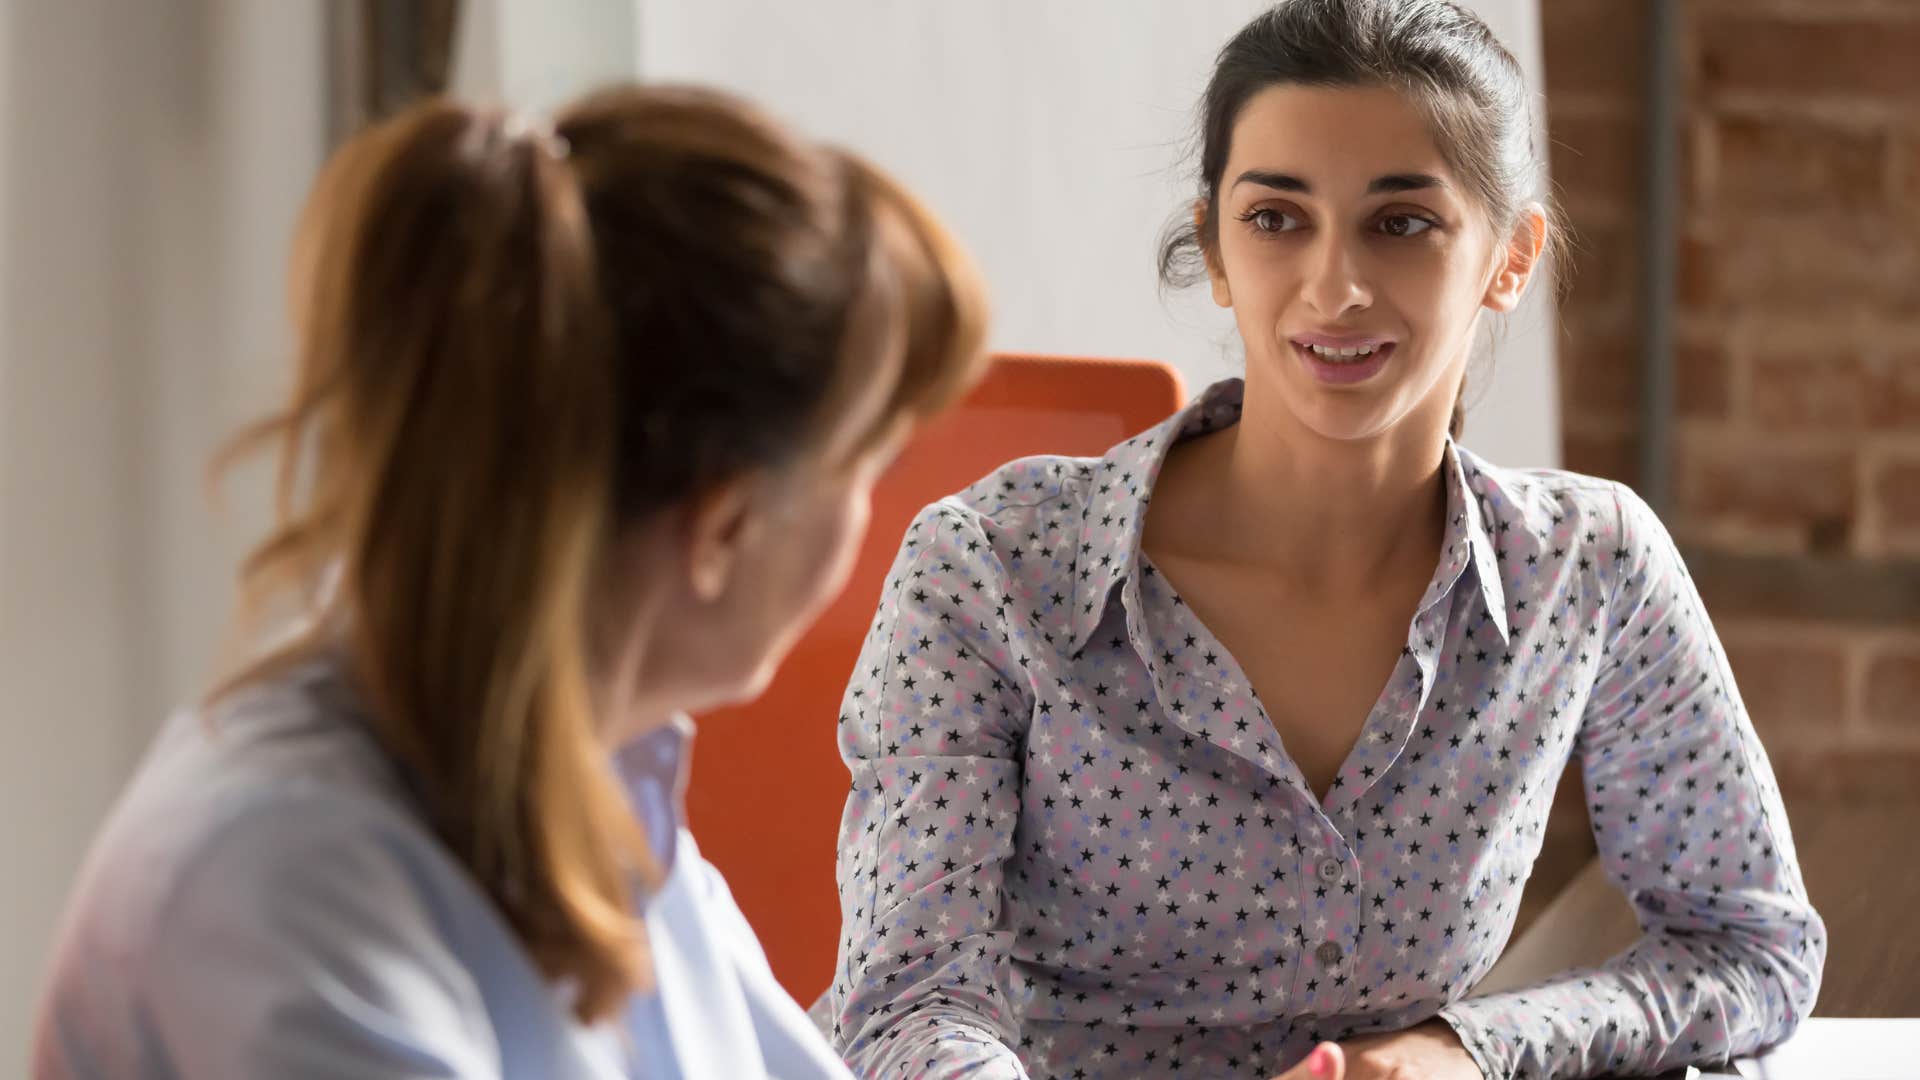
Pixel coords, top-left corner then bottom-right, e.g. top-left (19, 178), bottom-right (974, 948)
top-left (1309, 1044), bottom-right (1332, 1079)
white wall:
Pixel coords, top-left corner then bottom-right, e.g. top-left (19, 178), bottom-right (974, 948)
top-left (0, 0), bottom-right (1557, 1063)
top-left (634, 0), bottom-right (1559, 467)
top-left (0, 0), bottom-right (642, 1059)
top-left (456, 0), bottom-right (639, 111)
top-left (0, 1), bottom-right (631, 1059)
top-left (0, 0), bottom-right (322, 1061)
top-left (3, 3), bottom-right (149, 1060)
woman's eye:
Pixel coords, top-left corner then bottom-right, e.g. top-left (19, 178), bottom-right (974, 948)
top-left (1378, 214), bottom-right (1435, 238)
top-left (1242, 208), bottom-right (1298, 234)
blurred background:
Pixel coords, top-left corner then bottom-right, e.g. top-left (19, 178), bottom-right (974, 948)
top-left (1, 0), bottom-right (1914, 1061)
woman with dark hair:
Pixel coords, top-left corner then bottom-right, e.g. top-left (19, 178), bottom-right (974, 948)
top-left (35, 84), bottom-right (988, 1078)
top-left (829, 3), bottom-right (1824, 1077)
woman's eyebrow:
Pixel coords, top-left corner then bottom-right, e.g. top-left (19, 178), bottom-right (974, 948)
top-left (1232, 169), bottom-right (1309, 193)
top-left (1229, 170), bottom-right (1446, 194)
top-left (1368, 172), bottom-right (1445, 194)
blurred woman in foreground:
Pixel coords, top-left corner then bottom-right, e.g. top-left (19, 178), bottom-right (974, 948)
top-left (36, 83), bottom-right (987, 1078)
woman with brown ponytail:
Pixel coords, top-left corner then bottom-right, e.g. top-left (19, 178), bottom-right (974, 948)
top-left (33, 84), bottom-right (986, 1079)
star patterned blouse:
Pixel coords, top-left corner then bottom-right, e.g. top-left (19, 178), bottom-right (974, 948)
top-left (827, 378), bottom-right (1825, 1080)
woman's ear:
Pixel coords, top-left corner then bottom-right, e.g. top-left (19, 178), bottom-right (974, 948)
top-left (679, 475), bottom-right (764, 602)
top-left (1482, 206), bottom-right (1547, 313)
top-left (1196, 199), bottom-right (1232, 308)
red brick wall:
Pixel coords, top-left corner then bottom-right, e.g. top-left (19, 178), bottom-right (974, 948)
top-left (1544, 0), bottom-right (1920, 804)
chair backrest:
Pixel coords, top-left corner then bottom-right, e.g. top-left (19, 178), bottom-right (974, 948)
top-left (683, 353), bottom-right (1188, 999)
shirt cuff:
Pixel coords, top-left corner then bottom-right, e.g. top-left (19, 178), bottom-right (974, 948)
top-left (1435, 999), bottom-right (1513, 1080)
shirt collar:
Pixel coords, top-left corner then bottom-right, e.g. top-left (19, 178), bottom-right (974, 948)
top-left (1066, 377), bottom-right (1509, 652)
top-left (613, 713), bottom-right (695, 883)
top-left (1440, 441), bottom-right (1511, 643)
top-left (1065, 378), bottom-right (1242, 652)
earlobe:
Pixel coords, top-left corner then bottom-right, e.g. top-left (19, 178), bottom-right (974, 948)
top-left (688, 543), bottom-right (731, 602)
top-left (1483, 208), bottom-right (1547, 313)
top-left (682, 478), bottom-right (760, 602)
top-left (1194, 199), bottom-right (1232, 308)
top-left (1210, 272), bottom-right (1233, 309)
top-left (1481, 263), bottom-right (1519, 313)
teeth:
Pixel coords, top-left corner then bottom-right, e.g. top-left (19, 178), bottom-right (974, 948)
top-left (1307, 343), bottom-right (1380, 361)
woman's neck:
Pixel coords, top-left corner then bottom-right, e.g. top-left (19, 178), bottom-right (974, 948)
top-left (587, 538), bottom-right (681, 746)
top-left (1153, 370), bottom-right (1453, 596)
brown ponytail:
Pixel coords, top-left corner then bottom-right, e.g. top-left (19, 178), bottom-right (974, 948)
top-left (210, 86), bottom-right (987, 1022)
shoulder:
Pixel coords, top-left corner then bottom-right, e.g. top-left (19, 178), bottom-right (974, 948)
top-left (883, 452), bottom-right (1101, 587)
top-left (639, 830), bottom-right (782, 1014)
top-left (37, 682), bottom-right (499, 1076)
top-left (157, 770), bottom-right (454, 932)
top-left (1455, 447), bottom-right (1631, 535)
top-left (888, 399), bottom-right (1185, 571)
top-left (1470, 452), bottom-right (1676, 546)
top-left (52, 665), bottom-right (466, 983)
top-left (928, 452), bottom-right (1100, 538)
top-left (1457, 451), bottom-right (1661, 560)
top-left (1458, 449), bottom-right (1686, 605)
top-left (635, 832), bottom-right (855, 1077)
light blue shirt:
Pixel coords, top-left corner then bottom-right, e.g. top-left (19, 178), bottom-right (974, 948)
top-left (34, 656), bottom-right (853, 1079)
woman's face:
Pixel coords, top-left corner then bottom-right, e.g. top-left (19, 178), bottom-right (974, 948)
top-left (695, 420), bottom-right (900, 708)
top-left (597, 358), bottom-right (906, 733)
top-left (1204, 84), bottom-right (1533, 444)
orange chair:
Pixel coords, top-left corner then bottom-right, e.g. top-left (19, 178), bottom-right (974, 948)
top-left (684, 353), bottom-right (1189, 1000)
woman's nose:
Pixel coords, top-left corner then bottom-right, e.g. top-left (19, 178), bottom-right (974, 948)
top-left (1300, 235), bottom-right (1373, 319)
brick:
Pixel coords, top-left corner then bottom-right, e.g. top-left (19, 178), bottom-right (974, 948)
top-left (1769, 745), bottom-right (1920, 801)
top-left (1558, 329), bottom-right (1723, 425)
top-left (1864, 645), bottom-right (1920, 732)
top-left (1904, 136), bottom-right (1920, 208)
top-left (1690, 550), bottom-right (1920, 627)
top-left (1720, 632), bottom-right (1848, 747)
top-left (1560, 324), bottom-right (1641, 417)
top-left (1679, 440), bottom-right (1857, 538)
top-left (1885, 349), bottom-right (1920, 429)
top-left (1699, 15), bottom-right (1920, 104)
top-left (1749, 350), bottom-right (1859, 430)
top-left (1872, 456), bottom-right (1920, 535)
top-left (1664, 517), bottom-right (1810, 558)
top-left (1713, 213), bottom-right (1917, 318)
top-left (1564, 427), bottom-right (1640, 489)
top-left (1751, 350), bottom-right (1920, 432)
top-left (1542, 0), bottom-right (1647, 103)
top-left (1683, 114), bottom-right (1714, 209)
top-left (1676, 232), bottom-right (1717, 312)
top-left (1675, 339), bottom-right (1729, 418)
top-left (1563, 224), bottom-right (1638, 315)
top-left (1713, 113), bottom-right (1889, 212)
top-left (1549, 107), bottom-right (1641, 209)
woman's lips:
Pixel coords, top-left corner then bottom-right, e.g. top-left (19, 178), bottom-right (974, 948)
top-left (1293, 339), bottom-right (1396, 385)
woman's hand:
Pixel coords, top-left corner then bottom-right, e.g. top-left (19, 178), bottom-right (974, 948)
top-left (1335, 1020), bottom-right (1483, 1079)
top-left (1270, 1042), bottom-right (1345, 1080)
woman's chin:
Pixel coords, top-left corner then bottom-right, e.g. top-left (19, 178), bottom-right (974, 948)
top-left (1289, 398), bottom-right (1408, 444)
top-left (734, 663), bottom-right (780, 705)
top-left (708, 653), bottom-right (784, 712)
